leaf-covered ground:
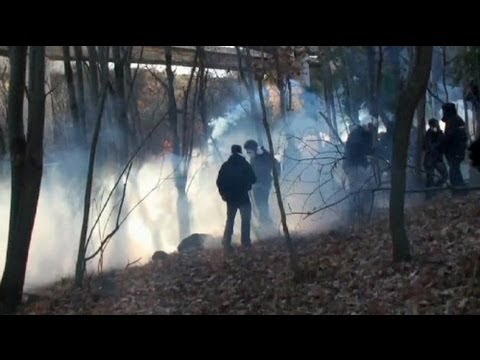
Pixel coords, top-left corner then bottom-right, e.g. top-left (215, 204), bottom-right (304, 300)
top-left (18, 192), bottom-right (480, 315)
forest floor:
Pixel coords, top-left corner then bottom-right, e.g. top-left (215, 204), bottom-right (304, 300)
top-left (18, 191), bottom-right (480, 315)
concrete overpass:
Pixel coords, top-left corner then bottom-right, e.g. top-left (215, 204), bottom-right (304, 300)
top-left (0, 46), bottom-right (320, 71)
top-left (0, 46), bottom-right (320, 87)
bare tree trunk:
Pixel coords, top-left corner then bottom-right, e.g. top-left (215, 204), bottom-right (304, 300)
top-left (474, 105), bottom-right (480, 140)
top-left (179, 49), bottom-right (198, 209)
top-left (62, 46), bottom-right (84, 147)
top-left (472, 79), bottom-right (480, 138)
top-left (0, 46), bottom-right (27, 313)
top-left (195, 47), bottom-right (210, 146)
top-left (0, 124), bottom-right (5, 160)
top-left (124, 46), bottom-right (143, 149)
top-left (73, 46), bottom-right (86, 131)
top-left (235, 46), bottom-right (263, 143)
top-left (182, 49), bottom-right (198, 157)
top-left (415, 92), bottom-right (427, 185)
top-left (442, 46), bottom-right (449, 102)
top-left (86, 46), bottom-right (106, 166)
top-left (287, 76), bottom-right (293, 111)
top-left (274, 48), bottom-right (287, 121)
top-left (389, 46), bottom-right (433, 262)
top-left (366, 46), bottom-right (376, 118)
top-left (164, 46), bottom-right (191, 239)
top-left (87, 46), bottom-right (100, 103)
top-left (366, 46), bottom-right (383, 120)
top-left (112, 46), bottom-right (130, 163)
top-left (340, 48), bottom-right (359, 125)
top-left (475, 66), bottom-right (480, 138)
top-left (165, 46), bottom-right (179, 154)
top-left (463, 99), bottom-right (470, 142)
top-left (316, 48), bottom-right (339, 139)
top-left (0, 46), bottom-right (46, 313)
top-left (375, 46), bottom-right (383, 121)
top-left (335, 86), bottom-right (349, 132)
top-left (322, 54), bottom-right (337, 135)
top-left (257, 75), bottom-right (299, 276)
top-left (75, 47), bottom-right (109, 288)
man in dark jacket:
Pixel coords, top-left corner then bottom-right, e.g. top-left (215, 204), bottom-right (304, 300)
top-left (217, 144), bottom-right (256, 251)
top-left (441, 102), bottom-right (468, 187)
top-left (243, 139), bottom-right (281, 225)
top-left (468, 136), bottom-right (480, 170)
top-left (343, 124), bottom-right (375, 220)
top-left (344, 124), bottom-right (374, 169)
top-left (423, 118), bottom-right (448, 188)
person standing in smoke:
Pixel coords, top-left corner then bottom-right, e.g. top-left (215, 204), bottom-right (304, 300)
top-left (441, 102), bottom-right (468, 189)
top-left (423, 118), bottom-right (448, 195)
top-left (243, 139), bottom-right (281, 228)
top-left (343, 124), bottom-right (375, 220)
top-left (216, 145), bottom-right (257, 252)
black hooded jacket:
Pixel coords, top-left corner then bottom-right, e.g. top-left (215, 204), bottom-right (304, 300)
top-left (250, 147), bottom-right (281, 187)
top-left (344, 126), bottom-right (374, 168)
top-left (217, 153), bottom-right (256, 204)
top-left (423, 128), bottom-right (445, 164)
top-left (442, 114), bottom-right (467, 159)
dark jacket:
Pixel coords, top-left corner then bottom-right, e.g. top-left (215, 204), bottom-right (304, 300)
top-left (468, 137), bottom-right (480, 170)
top-left (443, 114), bottom-right (467, 159)
top-left (423, 129), bottom-right (445, 164)
top-left (344, 126), bottom-right (374, 168)
top-left (250, 147), bottom-right (281, 187)
top-left (217, 153), bottom-right (256, 204)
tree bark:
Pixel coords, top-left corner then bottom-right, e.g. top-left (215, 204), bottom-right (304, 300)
top-left (442, 46), bottom-right (449, 102)
top-left (62, 46), bottom-right (83, 147)
top-left (0, 46), bottom-right (28, 311)
top-left (322, 50), bottom-right (337, 135)
top-left (86, 46), bottom-right (100, 104)
top-left (257, 75), bottom-right (299, 277)
top-left (0, 124), bottom-right (6, 160)
top-left (196, 47), bottom-right (210, 146)
top-left (340, 48), bottom-right (359, 125)
top-left (164, 46), bottom-right (191, 239)
top-left (73, 46), bottom-right (87, 132)
top-left (0, 46), bottom-right (46, 313)
top-left (389, 46), bottom-right (433, 262)
top-left (366, 46), bottom-right (377, 118)
top-left (75, 47), bottom-right (109, 287)
top-left (112, 46), bottom-right (130, 162)
top-left (375, 46), bottom-right (384, 121)
top-left (463, 99), bottom-right (470, 141)
top-left (235, 46), bottom-right (263, 143)
top-left (415, 92), bottom-right (427, 185)
top-left (124, 46), bottom-right (143, 148)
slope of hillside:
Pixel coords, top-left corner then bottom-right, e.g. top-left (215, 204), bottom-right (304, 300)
top-left (19, 192), bottom-right (480, 315)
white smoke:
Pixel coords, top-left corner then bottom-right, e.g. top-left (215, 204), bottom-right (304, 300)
top-left (210, 116), bottom-right (238, 139)
top-left (0, 81), bottom-right (352, 291)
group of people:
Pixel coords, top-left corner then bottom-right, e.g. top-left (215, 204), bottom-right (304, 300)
top-left (339, 101), bottom-right (471, 221)
top-left (343, 102), bottom-right (469, 193)
top-left (215, 103), bottom-right (470, 251)
top-left (216, 140), bottom-right (280, 252)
